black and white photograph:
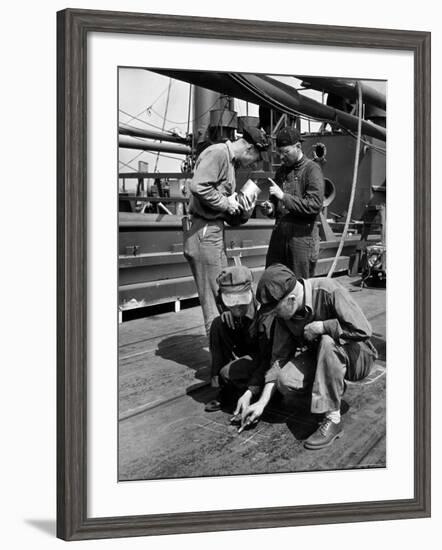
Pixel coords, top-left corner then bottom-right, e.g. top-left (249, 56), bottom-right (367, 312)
top-left (118, 68), bottom-right (387, 481)
top-left (1, 0), bottom-right (437, 545)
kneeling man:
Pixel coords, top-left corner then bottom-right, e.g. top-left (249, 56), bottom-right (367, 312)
top-left (242, 263), bottom-right (378, 449)
top-left (205, 265), bottom-right (271, 414)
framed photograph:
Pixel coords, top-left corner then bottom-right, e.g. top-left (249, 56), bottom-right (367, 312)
top-left (57, 8), bottom-right (431, 541)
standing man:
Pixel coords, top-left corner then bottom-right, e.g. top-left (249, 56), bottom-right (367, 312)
top-left (184, 127), bottom-right (270, 334)
top-left (205, 265), bottom-right (271, 413)
top-left (241, 263), bottom-right (378, 449)
top-left (262, 127), bottom-right (324, 278)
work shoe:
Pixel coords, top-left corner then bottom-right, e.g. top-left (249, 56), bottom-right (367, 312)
top-left (204, 388), bottom-right (230, 412)
top-left (304, 418), bottom-right (343, 450)
top-left (204, 398), bottom-right (222, 412)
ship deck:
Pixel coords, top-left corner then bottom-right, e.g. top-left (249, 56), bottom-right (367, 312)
top-left (118, 274), bottom-right (386, 481)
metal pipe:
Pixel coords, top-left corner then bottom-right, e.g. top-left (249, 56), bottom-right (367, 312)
top-left (149, 69), bottom-right (386, 141)
top-left (193, 86), bottom-right (221, 144)
top-left (119, 136), bottom-right (192, 155)
top-left (157, 202), bottom-right (173, 215)
top-left (235, 73), bottom-right (386, 141)
top-left (119, 123), bottom-right (189, 144)
top-left (296, 76), bottom-right (386, 111)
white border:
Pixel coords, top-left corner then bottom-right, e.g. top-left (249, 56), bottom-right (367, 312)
top-left (88, 32), bottom-right (414, 517)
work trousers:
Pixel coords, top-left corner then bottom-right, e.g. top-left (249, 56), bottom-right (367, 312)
top-left (266, 220), bottom-right (320, 278)
top-left (183, 217), bottom-right (227, 335)
top-left (275, 335), bottom-right (376, 414)
top-left (209, 316), bottom-right (257, 383)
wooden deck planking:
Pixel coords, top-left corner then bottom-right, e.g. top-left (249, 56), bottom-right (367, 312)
top-left (119, 306), bottom-right (204, 348)
top-left (118, 275), bottom-right (386, 480)
top-left (119, 306), bottom-right (207, 415)
top-left (119, 345), bottom-right (209, 415)
top-left (119, 373), bottom-right (385, 480)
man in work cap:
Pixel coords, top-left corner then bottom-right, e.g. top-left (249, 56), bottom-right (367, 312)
top-left (204, 265), bottom-right (272, 415)
top-left (241, 126), bottom-right (272, 162)
top-left (240, 263), bottom-right (378, 450)
top-left (184, 126), bottom-right (271, 336)
top-left (261, 126), bottom-right (324, 278)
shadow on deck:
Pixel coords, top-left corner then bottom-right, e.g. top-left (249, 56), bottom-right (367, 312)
top-left (118, 275), bottom-right (386, 481)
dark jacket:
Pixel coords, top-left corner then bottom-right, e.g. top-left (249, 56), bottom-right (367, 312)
top-left (271, 156), bottom-right (324, 224)
top-left (215, 295), bottom-right (274, 395)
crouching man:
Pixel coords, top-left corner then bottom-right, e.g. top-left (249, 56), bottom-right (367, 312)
top-left (204, 266), bottom-right (271, 413)
top-left (242, 263), bottom-right (378, 449)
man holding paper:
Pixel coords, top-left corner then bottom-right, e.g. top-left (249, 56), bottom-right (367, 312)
top-left (262, 127), bottom-right (324, 278)
top-left (184, 127), bottom-right (271, 334)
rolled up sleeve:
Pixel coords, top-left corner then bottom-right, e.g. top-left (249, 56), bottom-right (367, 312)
top-left (264, 360), bottom-right (283, 385)
top-left (246, 315), bottom-right (273, 394)
top-left (265, 319), bottom-right (298, 384)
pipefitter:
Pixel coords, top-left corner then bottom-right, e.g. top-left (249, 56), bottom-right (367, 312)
top-left (204, 265), bottom-right (271, 414)
top-left (240, 263), bottom-right (378, 449)
top-left (184, 127), bottom-right (271, 335)
top-left (262, 127), bottom-right (324, 278)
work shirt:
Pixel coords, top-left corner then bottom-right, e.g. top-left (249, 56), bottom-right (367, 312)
top-left (264, 277), bottom-right (378, 384)
top-left (189, 141), bottom-right (236, 220)
top-left (271, 156), bottom-right (324, 224)
top-left (215, 295), bottom-right (273, 395)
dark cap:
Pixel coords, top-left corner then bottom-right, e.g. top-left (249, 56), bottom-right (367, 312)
top-left (275, 127), bottom-right (304, 148)
top-left (242, 126), bottom-right (271, 161)
top-left (256, 264), bottom-right (297, 307)
top-left (217, 266), bottom-right (254, 307)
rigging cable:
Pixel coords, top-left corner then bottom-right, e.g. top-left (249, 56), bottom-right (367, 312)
top-left (124, 149), bottom-right (149, 168)
top-left (344, 129), bottom-right (386, 155)
top-left (148, 96), bottom-right (221, 126)
top-left (154, 79), bottom-right (173, 172)
top-left (124, 106), bottom-right (151, 125)
top-left (143, 151), bottom-right (185, 163)
top-left (327, 81), bottom-right (363, 278)
top-left (119, 160), bottom-right (139, 172)
top-left (122, 83), bottom-right (172, 124)
top-left (119, 109), bottom-right (168, 132)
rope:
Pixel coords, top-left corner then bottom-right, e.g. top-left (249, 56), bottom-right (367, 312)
top-left (186, 84), bottom-right (192, 135)
top-left (327, 81), bottom-right (363, 278)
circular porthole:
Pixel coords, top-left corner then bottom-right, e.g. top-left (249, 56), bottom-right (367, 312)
top-left (313, 142), bottom-right (327, 161)
top-left (323, 178), bottom-right (336, 207)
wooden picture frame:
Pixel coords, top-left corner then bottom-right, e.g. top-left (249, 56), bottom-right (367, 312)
top-left (57, 8), bottom-right (431, 541)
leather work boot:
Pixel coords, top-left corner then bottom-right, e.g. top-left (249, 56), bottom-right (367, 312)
top-left (204, 398), bottom-right (222, 412)
top-left (304, 418), bottom-right (343, 450)
top-left (204, 387), bottom-right (232, 412)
